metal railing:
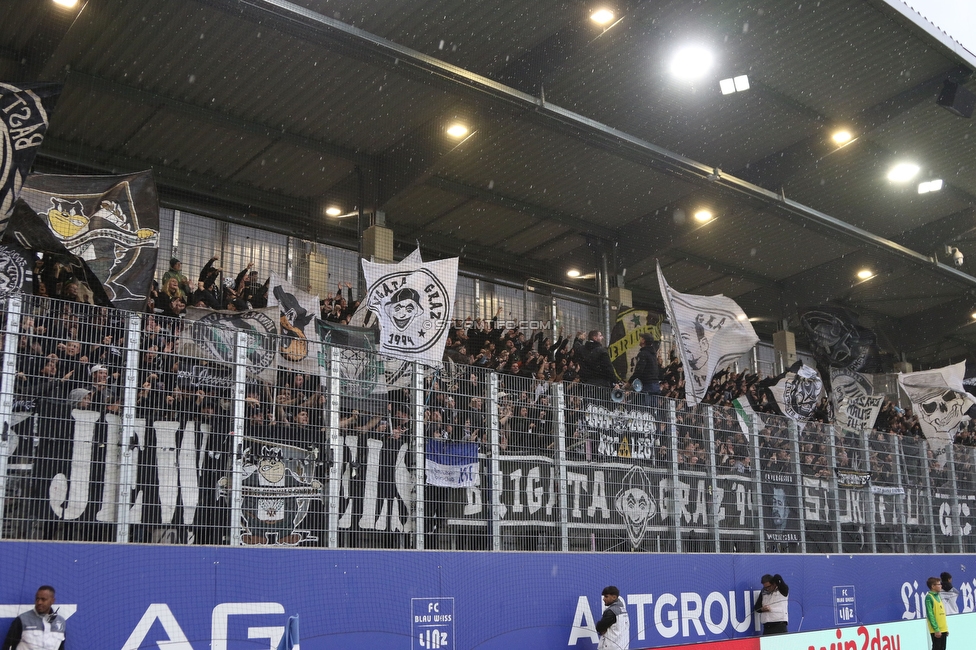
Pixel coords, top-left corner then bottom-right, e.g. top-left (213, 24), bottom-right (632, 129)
top-left (1, 293), bottom-right (973, 552)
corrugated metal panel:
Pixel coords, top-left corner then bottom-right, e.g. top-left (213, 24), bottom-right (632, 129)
top-left (438, 121), bottom-right (701, 230)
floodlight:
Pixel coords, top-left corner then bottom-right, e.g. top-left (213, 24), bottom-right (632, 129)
top-left (832, 130), bottom-right (853, 145)
top-left (590, 9), bottom-right (615, 25)
top-left (671, 46), bottom-right (713, 80)
top-left (887, 163), bottom-right (919, 183)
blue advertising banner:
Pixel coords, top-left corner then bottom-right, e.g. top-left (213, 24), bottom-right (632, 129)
top-left (1, 543), bottom-right (974, 650)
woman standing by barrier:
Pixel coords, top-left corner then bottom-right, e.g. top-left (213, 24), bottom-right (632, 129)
top-left (754, 574), bottom-right (789, 635)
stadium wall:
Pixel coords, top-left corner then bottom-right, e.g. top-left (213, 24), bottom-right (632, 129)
top-left (1, 543), bottom-right (973, 650)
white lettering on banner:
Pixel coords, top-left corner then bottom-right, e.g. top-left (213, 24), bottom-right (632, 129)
top-left (587, 471), bottom-right (609, 519)
top-left (566, 471), bottom-right (588, 518)
top-left (121, 603), bottom-right (193, 650)
top-left (211, 603), bottom-right (285, 650)
top-left (568, 590), bottom-right (759, 645)
top-left (122, 602), bottom-right (288, 650)
top-left (568, 596), bottom-right (598, 645)
top-left (901, 578), bottom-right (976, 618)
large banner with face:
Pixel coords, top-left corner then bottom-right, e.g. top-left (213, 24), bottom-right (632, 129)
top-left (446, 450), bottom-right (762, 551)
top-left (20, 171), bottom-right (160, 311)
top-left (657, 262), bottom-right (759, 406)
top-left (761, 470), bottom-right (800, 544)
top-left (268, 273), bottom-right (319, 374)
top-left (898, 361), bottom-right (976, 466)
top-left (359, 250), bottom-right (458, 368)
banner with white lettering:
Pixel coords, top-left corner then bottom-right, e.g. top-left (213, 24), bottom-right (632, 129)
top-left (0, 83), bottom-right (61, 233)
top-left (359, 250), bottom-right (457, 368)
top-left (425, 439), bottom-right (478, 487)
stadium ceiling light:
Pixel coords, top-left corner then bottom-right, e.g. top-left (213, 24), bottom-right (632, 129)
top-left (971, 312), bottom-right (976, 320)
top-left (832, 130), bottom-right (853, 145)
top-left (918, 179), bottom-right (944, 194)
top-left (693, 210), bottom-right (713, 222)
top-left (566, 269), bottom-right (582, 278)
top-left (446, 123), bottom-right (469, 138)
top-left (719, 75), bottom-right (750, 95)
top-left (670, 46), bottom-right (713, 81)
top-left (325, 206), bottom-right (343, 217)
top-left (856, 269), bottom-right (874, 280)
top-left (887, 162), bottom-right (920, 182)
top-left (590, 8), bottom-right (615, 25)
top-left (53, 0), bottom-right (79, 7)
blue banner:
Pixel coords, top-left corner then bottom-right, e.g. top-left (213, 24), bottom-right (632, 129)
top-left (1, 543), bottom-right (974, 650)
top-left (425, 439), bottom-right (478, 487)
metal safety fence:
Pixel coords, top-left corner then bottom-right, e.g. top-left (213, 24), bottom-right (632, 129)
top-left (1, 294), bottom-right (974, 553)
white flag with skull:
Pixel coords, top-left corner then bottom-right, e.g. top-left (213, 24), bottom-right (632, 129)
top-left (898, 361), bottom-right (976, 466)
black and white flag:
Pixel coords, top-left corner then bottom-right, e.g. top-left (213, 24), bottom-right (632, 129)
top-left (359, 249), bottom-right (457, 368)
top-left (829, 367), bottom-right (882, 431)
top-left (0, 83), bottom-right (61, 233)
top-left (1, 199), bottom-right (111, 305)
top-left (761, 360), bottom-right (825, 429)
top-left (898, 361), bottom-right (975, 465)
top-left (19, 171), bottom-right (160, 311)
top-left (657, 261), bottom-right (759, 405)
top-left (180, 306), bottom-right (279, 383)
top-left (268, 272), bottom-right (319, 374)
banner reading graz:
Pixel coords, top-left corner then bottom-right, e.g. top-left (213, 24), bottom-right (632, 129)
top-left (449, 456), bottom-right (757, 549)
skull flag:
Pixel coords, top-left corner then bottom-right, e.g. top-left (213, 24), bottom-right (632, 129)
top-left (898, 361), bottom-right (975, 466)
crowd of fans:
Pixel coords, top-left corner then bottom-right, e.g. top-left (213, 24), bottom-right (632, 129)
top-left (9, 257), bottom-right (976, 552)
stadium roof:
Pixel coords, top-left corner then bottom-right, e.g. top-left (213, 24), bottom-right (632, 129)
top-left (3, 0), bottom-right (976, 366)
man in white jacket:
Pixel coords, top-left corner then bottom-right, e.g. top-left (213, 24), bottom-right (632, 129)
top-left (754, 574), bottom-right (789, 635)
top-left (941, 572), bottom-right (961, 616)
top-left (596, 586), bottom-right (630, 650)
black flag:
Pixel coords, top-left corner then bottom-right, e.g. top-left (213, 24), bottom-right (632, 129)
top-left (20, 171), bottom-right (160, 311)
top-left (0, 83), bottom-right (62, 232)
top-left (1, 199), bottom-right (112, 306)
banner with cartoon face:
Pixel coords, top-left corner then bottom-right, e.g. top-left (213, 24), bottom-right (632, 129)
top-left (761, 361), bottom-right (825, 430)
top-left (898, 361), bottom-right (976, 466)
top-left (268, 272), bottom-right (320, 374)
top-left (180, 307), bottom-right (279, 383)
top-left (657, 261), bottom-right (759, 406)
top-left (360, 250), bottom-right (458, 368)
top-left (20, 171), bottom-right (160, 311)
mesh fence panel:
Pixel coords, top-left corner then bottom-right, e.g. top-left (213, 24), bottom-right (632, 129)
top-left (4, 293), bottom-right (976, 553)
